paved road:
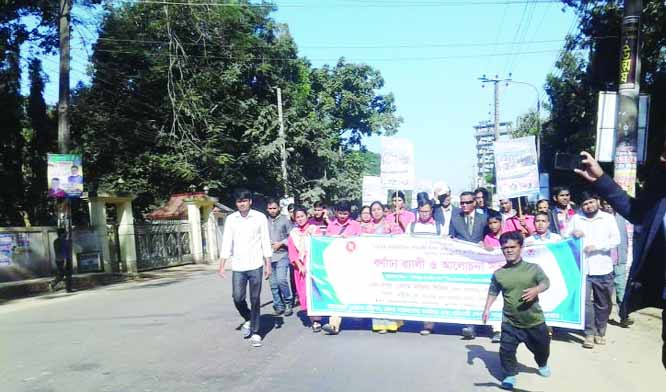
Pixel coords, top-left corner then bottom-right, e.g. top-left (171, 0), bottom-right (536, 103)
top-left (1, 266), bottom-right (664, 392)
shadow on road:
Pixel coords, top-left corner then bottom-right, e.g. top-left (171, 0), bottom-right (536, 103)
top-left (550, 327), bottom-right (584, 344)
top-left (472, 382), bottom-right (543, 392)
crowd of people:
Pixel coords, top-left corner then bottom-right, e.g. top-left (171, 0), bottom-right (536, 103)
top-left (217, 174), bottom-right (638, 389)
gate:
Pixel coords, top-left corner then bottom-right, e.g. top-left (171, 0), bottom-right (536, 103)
top-left (134, 221), bottom-right (193, 271)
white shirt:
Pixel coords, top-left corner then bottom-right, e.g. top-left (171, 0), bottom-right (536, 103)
top-left (220, 209), bottom-right (272, 272)
top-left (563, 211), bottom-right (621, 276)
top-left (408, 220), bottom-right (444, 237)
top-left (524, 231), bottom-right (562, 246)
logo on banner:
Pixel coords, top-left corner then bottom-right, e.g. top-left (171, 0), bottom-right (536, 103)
top-left (346, 241), bottom-right (357, 253)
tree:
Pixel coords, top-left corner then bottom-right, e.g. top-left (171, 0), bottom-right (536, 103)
top-left (545, 1), bottom-right (666, 191)
top-left (70, 2), bottom-right (401, 213)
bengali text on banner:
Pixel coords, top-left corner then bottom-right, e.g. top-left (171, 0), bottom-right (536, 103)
top-left (306, 235), bottom-right (585, 329)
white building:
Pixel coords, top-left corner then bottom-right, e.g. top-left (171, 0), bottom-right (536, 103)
top-left (473, 121), bottom-right (513, 188)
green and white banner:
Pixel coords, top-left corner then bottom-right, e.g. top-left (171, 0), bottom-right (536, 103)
top-left (307, 236), bottom-right (585, 330)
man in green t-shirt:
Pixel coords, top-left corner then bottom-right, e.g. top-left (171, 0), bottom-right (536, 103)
top-left (482, 231), bottom-right (551, 391)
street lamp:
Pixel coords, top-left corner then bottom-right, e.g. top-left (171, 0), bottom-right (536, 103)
top-left (505, 76), bottom-right (542, 160)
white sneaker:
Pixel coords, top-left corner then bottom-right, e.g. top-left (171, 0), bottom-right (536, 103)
top-left (241, 321), bottom-right (251, 338)
top-left (250, 334), bottom-right (262, 347)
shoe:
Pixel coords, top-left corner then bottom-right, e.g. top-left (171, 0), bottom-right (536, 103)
top-left (311, 321), bottom-right (322, 333)
top-left (491, 331), bottom-right (501, 343)
top-left (377, 329), bottom-right (388, 334)
top-left (500, 376), bottom-right (516, 390)
top-left (419, 329), bottom-right (431, 336)
top-left (594, 336), bottom-right (606, 345)
top-left (272, 308), bottom-right (285, 316)
top-left (583, 335), bottom-right (594, 349)
top-left (284, 305), bottom-right (293, 317)
top-left (620, 318), bottom-right (634, 328)
top-left (538, 365), bottom-right (551, 377)
top-left (250, 334), bottom-right (262, 347)
top-left (322, 324), bottom-right (340, 335)
top-left (241, 321), bottom-right (252, 339)
top-left (462, 326), bottom-right (476, 339)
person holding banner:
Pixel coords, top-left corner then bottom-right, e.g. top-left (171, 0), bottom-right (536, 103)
top-left (387, 191), bottom-right (415, 233)
top-left (551, 187), bottom-right (577, 233)
top-left (361, 202), bottom-right (401, 236)
top-left (407, 199), bottom-right (445, 336)
top-left (524, 212), bottom-right (562, 246)
top-left (361, 201), bottom-right (404, 333)
top-left (433, 184), bottom-right (459, 236)
top-left (563, 192), bottom-right (620, 349)
top-left (482, 231), bottom-right (552, 391)
top-left (322, 201), bottom-right (362, 335)
top-left (500, 199), bottom-right (535, 237)
top-left (288, 206), bottom-right (324, 332)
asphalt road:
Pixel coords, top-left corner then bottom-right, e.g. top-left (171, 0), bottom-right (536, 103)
top-left (1, 266), bottom-right (664, 392)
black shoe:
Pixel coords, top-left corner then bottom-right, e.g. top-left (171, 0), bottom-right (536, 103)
top-left (620, 318), bottom-right (634, 328)
top-left (462, 326), bottom-right (476, 339)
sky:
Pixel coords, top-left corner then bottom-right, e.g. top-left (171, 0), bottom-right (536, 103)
top-left (29, 0), bottom-right (579, 197)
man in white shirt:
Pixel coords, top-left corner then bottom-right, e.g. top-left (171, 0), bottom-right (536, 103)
top-left (563, 192), bottom-right (620, 349)
top-left (219, 189), bottom-right (272, 347)
top-left (525, 212), bottom-right (562, 246)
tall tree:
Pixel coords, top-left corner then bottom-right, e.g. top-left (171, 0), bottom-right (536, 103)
top-left (71, 2), bottom-right (401, 211)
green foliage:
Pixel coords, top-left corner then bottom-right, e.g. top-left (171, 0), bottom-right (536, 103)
top-left (69, 2), bottom-right (402, 213)
top-left (544, 1), bottom-right (666, 190)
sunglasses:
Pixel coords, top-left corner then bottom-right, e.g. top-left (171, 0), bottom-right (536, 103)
top-left (460, 200), bottom-right (475, 205)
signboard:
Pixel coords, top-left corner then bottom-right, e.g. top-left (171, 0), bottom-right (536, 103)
top-left (494, 136), bottom-right (539, 199)
top-left (307, 236), bottom-right (585, 330)
top-left (77, 252), bottom-right (102, 273)
top-left (362, 176), bottom-right (385, 206)
top-left (0, 234), bottom-right (14, 266)
top-left (380, 137), bottom-right (415, 190)
top-left (596, 92), bottom-right (650, 163)
top-left (47, 154), bottom-right (83, 198)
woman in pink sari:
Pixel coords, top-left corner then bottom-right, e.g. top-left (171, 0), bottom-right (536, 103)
top-left (364, 201), bottom-right (403, 333)
top-left (287, 206), bottom-right (323, 332)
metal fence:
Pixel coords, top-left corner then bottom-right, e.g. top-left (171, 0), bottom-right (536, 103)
top-left (134, 221), bottom-right (193, 271)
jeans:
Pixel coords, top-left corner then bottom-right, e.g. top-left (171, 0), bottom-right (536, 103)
top-left (500, 322), bottom-right (550, 377)
top-left (585, 273), bottom-right (614, 337)
top-left (232, 267), bottom-right (263, 334)
top-left (269, 261), bottom-right (293, 311)
top-left (612, 263), bottom-right (627, 305)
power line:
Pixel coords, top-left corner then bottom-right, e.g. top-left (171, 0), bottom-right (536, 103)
top-left (87, 47), bottom-right (582, 62)
top-left (92, 37), bottom-right (574, 49)
top-left (111, 0), bottom-right (562, 8)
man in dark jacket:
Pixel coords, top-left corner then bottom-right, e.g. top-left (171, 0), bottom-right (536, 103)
top-left (576, 148), bottom-right (666, 369)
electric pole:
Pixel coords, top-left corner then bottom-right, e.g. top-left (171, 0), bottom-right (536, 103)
top-left (613, 0), bottom-right (642, 197)
top-left (479, 75), bottom-right (511, 140)
top-left (276, 88), bottom-right (288, 197)
top-left (58, 0), bottom-right (71, 154)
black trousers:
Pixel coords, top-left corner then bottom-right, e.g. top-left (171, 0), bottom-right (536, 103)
top-left (500, 322), bottom-right (550, 377)
top-left (232, 267), bottom-right (263, 335)
top-left (585, 273), bottom-right (614, 337)
top-left (52, 258), bottom-right (73, 292)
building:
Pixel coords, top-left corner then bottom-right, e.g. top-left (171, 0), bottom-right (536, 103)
top-left (473, 121), bottom-right (513, 189)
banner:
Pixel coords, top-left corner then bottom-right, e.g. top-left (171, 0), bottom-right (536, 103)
top-left (307, 236), bottom-right (585, 330)
top-left (47, 153), bottom-right (83, 198)
top-left (494, 136), bottom-right (539, 199)
top-left (380, 137), bottom-right (415, 190)
top-left (362, 176), bottom-right (385, 206)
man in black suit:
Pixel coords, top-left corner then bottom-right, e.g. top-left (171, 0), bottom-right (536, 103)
top-left (434, 186), bottom-right (460, 236)
top-left (449, 191), bottom-right (492, 340)
top-left (475, 187), bottom-right (499, 216)
top-left (576, 148), bottom-right (666, 369)
top-left (450, 191), bottom-right (488, 244)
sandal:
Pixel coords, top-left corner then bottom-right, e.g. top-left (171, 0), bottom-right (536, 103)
top-left (311, 322), bottom-right (322, 333)
top-left (322, 323), bottom-right (340, 335)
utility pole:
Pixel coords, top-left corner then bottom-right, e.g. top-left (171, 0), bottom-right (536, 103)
top-left (504, 78), bottom-right (542, 159)
top-left (613, 0), bottom-right (642, 197)
top-left (276, 88), bottom-right (288, 197)
top-left (479, 75), bottom-right (510, 141)
top-left (58, 0), bottom-right (71, 154)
